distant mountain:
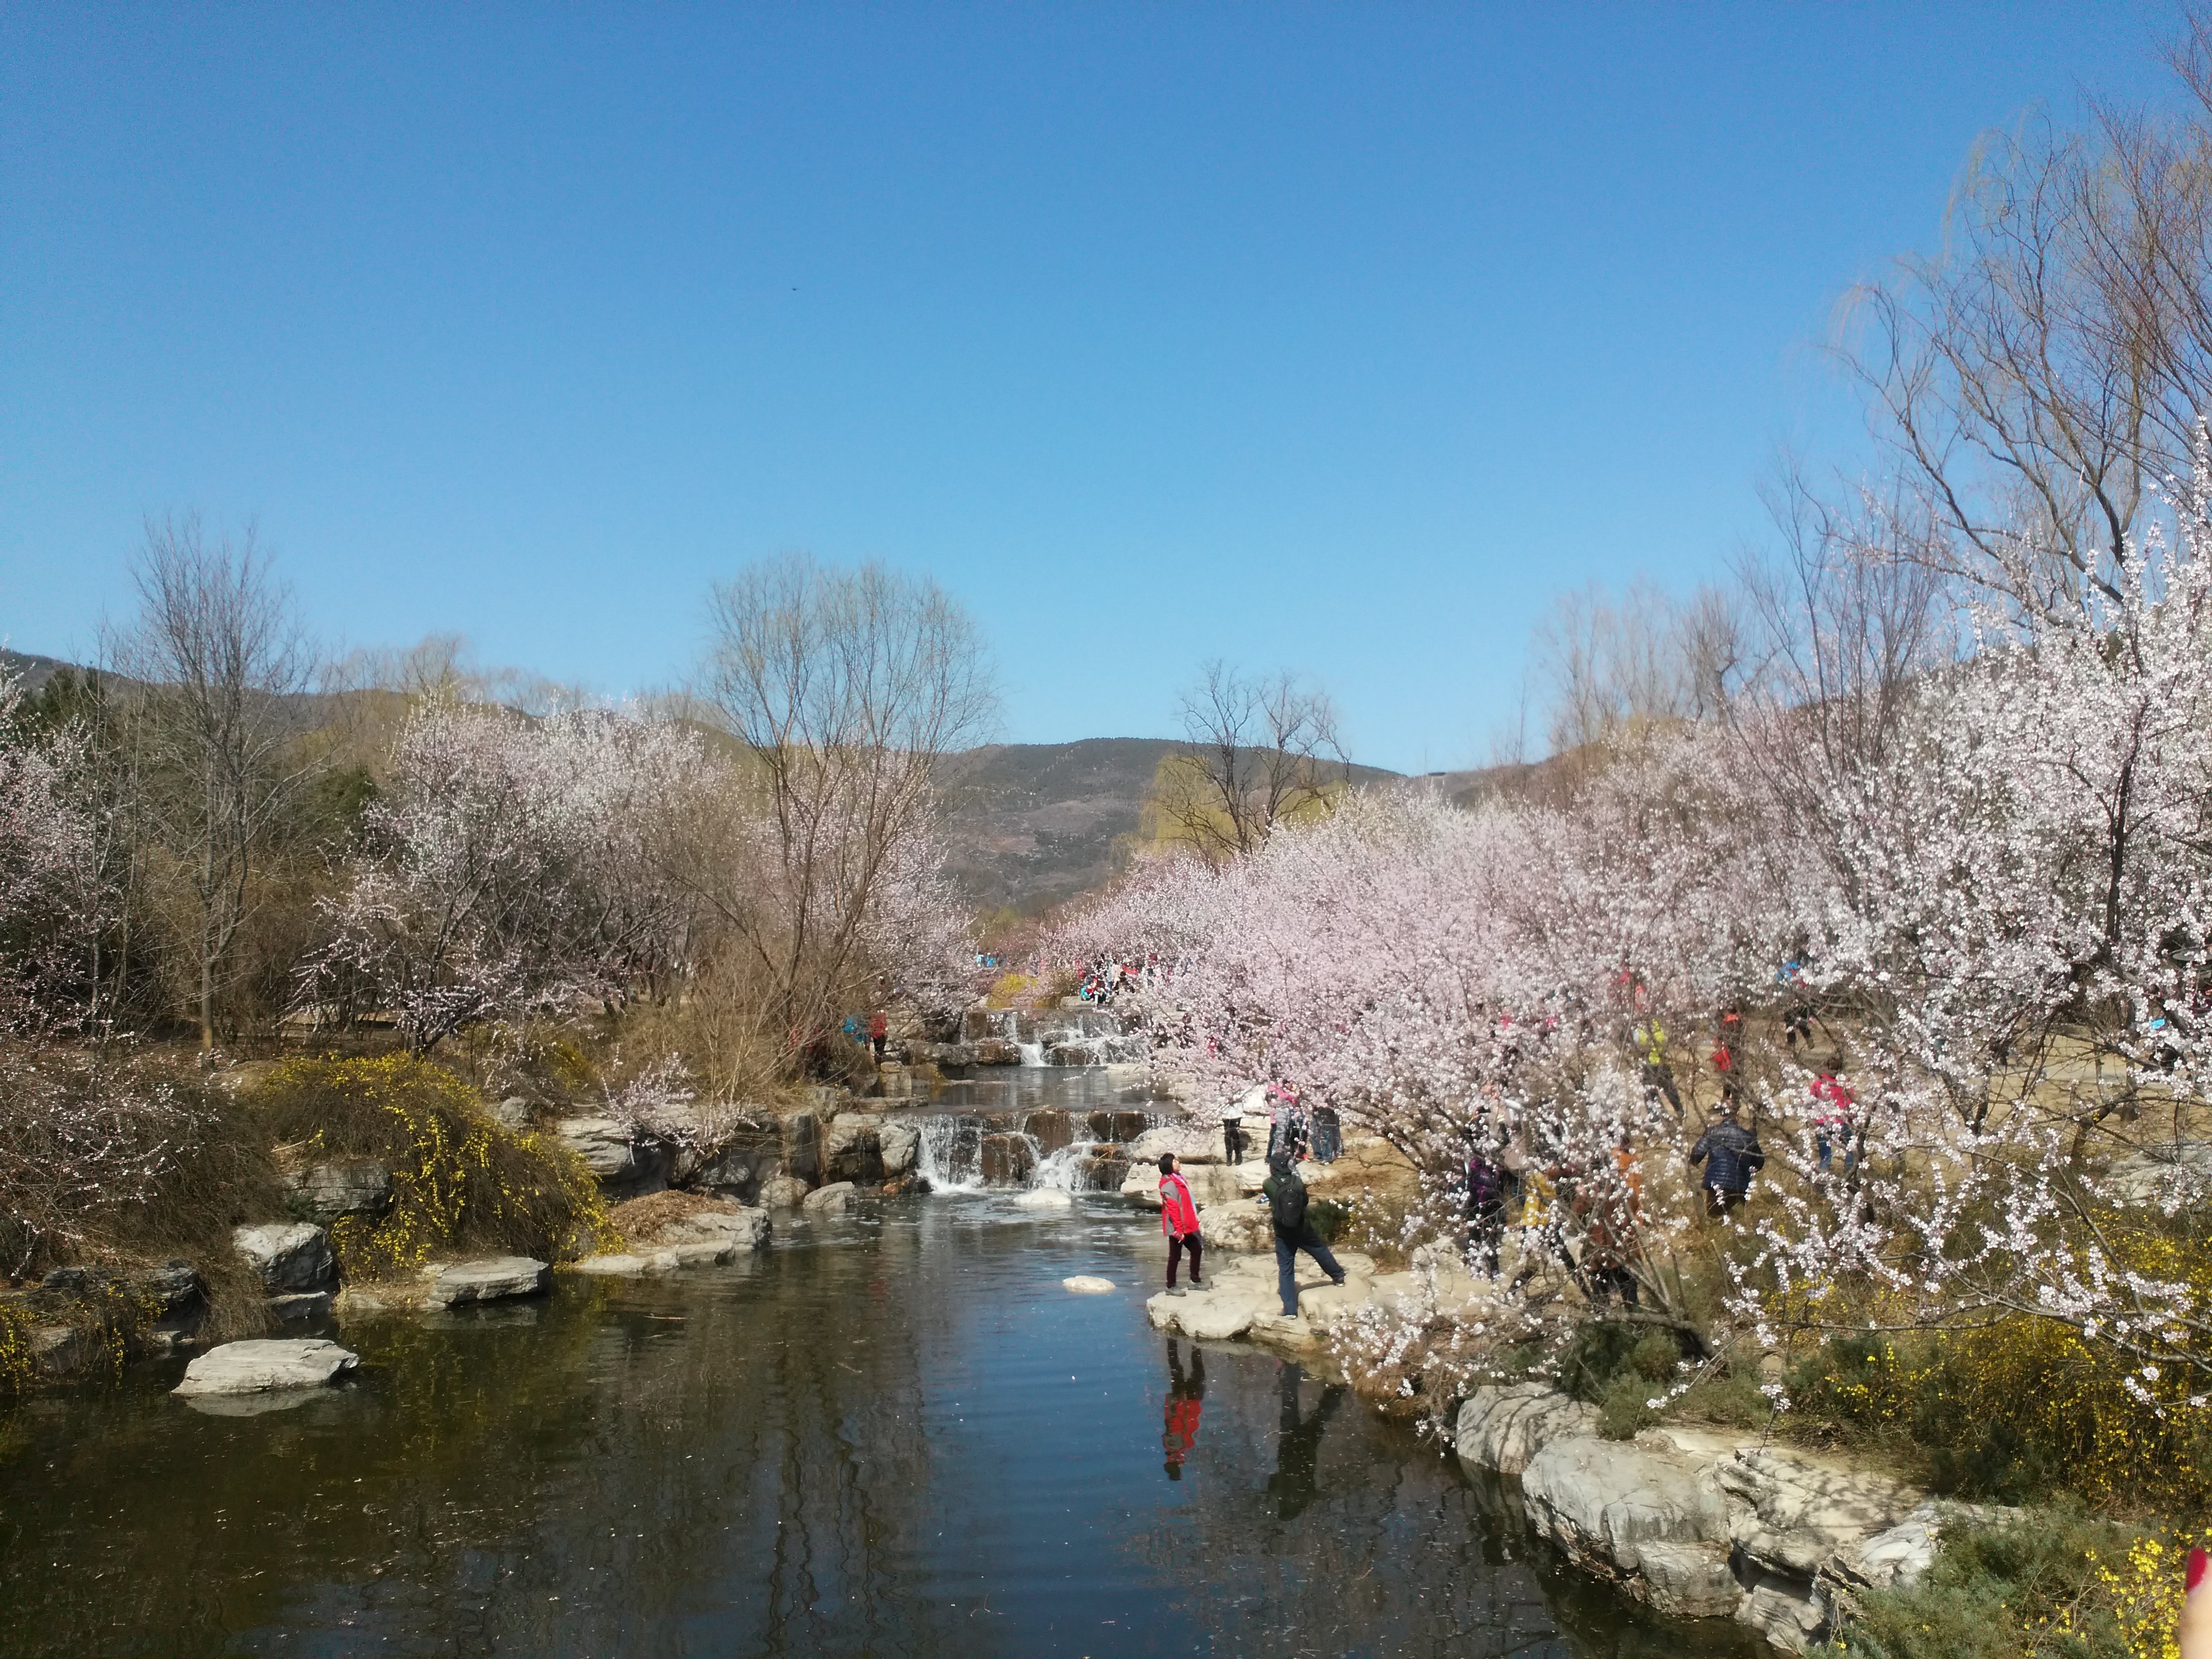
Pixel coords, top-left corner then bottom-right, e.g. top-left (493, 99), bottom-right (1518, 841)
top-left (933, 739), bottom-right (1400, 915)
top-left (0, 648), bottom-right (79, 691)
top-left (3, 648), bottom-right (1413, 915)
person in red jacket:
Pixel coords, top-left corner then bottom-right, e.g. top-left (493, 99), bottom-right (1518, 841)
top-left (868, 1010), bottom-right (888, 1061)
top-left (1158, 1153), bottom-right (1203, 1294)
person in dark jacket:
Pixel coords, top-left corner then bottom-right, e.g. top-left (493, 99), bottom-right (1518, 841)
top-left (1261, 1153), bottom-right (1346, 1316)
top-left (1689, 1101), bottom-right (1764, 1218)
top-left (1461, 1145), bottom-right (1509, 1279)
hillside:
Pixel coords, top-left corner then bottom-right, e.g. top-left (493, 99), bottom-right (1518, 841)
top-left (934, 739), bottom-right (1401, 914)
top-left (3, 649), bottom-right (1415, 914)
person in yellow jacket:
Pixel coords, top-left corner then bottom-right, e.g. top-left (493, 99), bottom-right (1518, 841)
top-left (1632, 1017), bottom-right (1683, 1117)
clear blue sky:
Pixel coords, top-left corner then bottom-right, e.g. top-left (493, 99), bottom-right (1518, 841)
top-left (0, 3), bottom-right (2181, 771)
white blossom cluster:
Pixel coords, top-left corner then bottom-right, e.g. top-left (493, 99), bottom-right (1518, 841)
top-left (1061, 465), bottom-right (2212, 1402)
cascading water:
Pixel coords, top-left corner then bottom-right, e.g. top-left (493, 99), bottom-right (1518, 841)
top-left (1016, 1040), bottom-right (1045, 1068)
top-left (913, 1116), bottom-right (985, 1192)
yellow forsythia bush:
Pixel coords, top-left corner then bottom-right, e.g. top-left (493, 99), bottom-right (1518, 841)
top-left (250, 1055), bottom-right (615, 1280)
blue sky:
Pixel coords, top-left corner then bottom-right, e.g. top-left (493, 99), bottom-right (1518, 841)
top-left (0, 3), bottom-right (2180, 771)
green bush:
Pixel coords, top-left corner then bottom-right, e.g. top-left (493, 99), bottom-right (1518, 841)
top-left (1820, 1510), bottom-right (2141, 1659)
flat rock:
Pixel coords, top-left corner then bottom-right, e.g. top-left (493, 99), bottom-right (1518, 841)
top-left (233, 1222), bottom-right (336, 1293)
top-left (1062, 1276), bottom-right (1115, 1294)
top-left (173, 1338), bottom-right (359, 1397)
top-left (1013, 1188), bottom-right (1074, 1210)
top-left (802, 1180), bottom-right (857, 1214)
top-left (1456, 1384), bottom-right (1604, 1476)
top-left (571, 1253), bottom-right (652, 1276)
top-left (267, 1292), bottom-right (332, 1323)
top-left (425, 1256), bottom-right (549, 1309)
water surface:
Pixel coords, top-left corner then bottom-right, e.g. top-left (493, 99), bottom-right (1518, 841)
top-left (0, 1195), bottom-right (1756, 1657)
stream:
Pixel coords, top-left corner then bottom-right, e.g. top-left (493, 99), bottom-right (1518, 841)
top-left (0, 1193), bottom-right (1761, 1657)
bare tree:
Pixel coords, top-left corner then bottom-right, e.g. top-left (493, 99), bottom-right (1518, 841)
top-left (1152, 661), bottom-right (1348, 864)
top-left (697, 556), bottom-right (994, 1063)
top-left (1832, 23), bottom-right (2212, 617)
top-left (1529, 580), bottom-right (1749, 756)
top-left (107, 515), bottom-right (323, 1049)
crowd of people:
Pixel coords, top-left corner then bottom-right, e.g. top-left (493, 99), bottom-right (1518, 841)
top-left (1438, 963), bottom-right (1864, 1308)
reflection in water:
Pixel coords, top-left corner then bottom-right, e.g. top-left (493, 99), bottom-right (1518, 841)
top-left (1162, 1338), bottom-right (1204, 1479)
top-left (0, 1194), bottom-right (1766, 1658)
top-left (1266, 1361), bottom-right (1346, 1521)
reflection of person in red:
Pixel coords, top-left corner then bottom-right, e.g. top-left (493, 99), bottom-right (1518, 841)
top-left (1162, 1338), bottom-right (1205, 1480)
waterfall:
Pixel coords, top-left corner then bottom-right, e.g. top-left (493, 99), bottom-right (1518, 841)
top-left (1017, 1040), bottom-right (1045, 1068)
top-left (913, 1116), bottom-right (984, 1192)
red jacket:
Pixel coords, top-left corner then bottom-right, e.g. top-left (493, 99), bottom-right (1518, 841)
top-left (1159, 1171), bottom-right (1200, 1236)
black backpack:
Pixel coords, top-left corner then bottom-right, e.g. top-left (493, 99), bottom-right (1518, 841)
top-left (1271, 1168), bottom-right (1310, 1233)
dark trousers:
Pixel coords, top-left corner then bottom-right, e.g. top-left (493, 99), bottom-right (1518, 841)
top-left (1223, 1120), bottom-right (1247, 1163)
top-left (1704, 1185), bottom-right (1746, 1219)
top-left (1168, 1231), bottom-right (1203, 1287)
top-left (1586, 1264), bottom-right (1640, 1307)
top-left (1273, 1227), bottom-right (1343, 1314)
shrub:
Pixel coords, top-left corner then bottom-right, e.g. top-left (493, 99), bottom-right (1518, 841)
top-left (0, 1044), bottom-right (278, 1295)
top-left (1821, 1509), bottom-right (2194, 1659)
top-left (1789, 1320), bottom-right (2212, 1512)
top-left (249, 1055), bottom-right (613, 1279)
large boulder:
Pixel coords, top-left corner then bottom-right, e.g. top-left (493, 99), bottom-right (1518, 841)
top-left (233, 1222), bottom-right (336, 1293)
top-left (802, 1180), bottom-right (857, 1216)
top-left (281, 1157), bottom-right (393, 1225)
top-left (1121, 1160), bottom-right (1243, 1208)
top-left (878, 1120), bottom-right (919, 1176)
top-left (173, 1338), bottom-right (359, 1397)
top-left (1455, 1384), bottom-right (1603, 1477)
top-left (1519, 1434), bottom-right (1733, 1585)
top-left (1196, 1200), bottom-right (1273, 1252)
top-left (554, 1117), bottom-right (672, 1197)
top-left (1127, 1124), bottom-right (1224, 1166)
top-left (971, 1038), bottom-right (1022, 1066)
top-left (1717, 1446), bottom-right (1920, 1578)
top-left (1013, 1187), bottom-right (1074, 1212)
top-left (824, 1113), bottom-right (886, 1183)
top-left (662, 1206), bottom-right (770, 1252)
top-left (759, 1174), bottom-right (811, 1208)
top-left (425, 1256), bottom-right (549, 1309)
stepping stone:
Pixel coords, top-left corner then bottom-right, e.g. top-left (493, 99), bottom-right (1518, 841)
top-left (569, 1254), bottom-right (650, 1276)
top-left (424, 1256), bottom-right (549, 1309)
top-left (1062, 1276), bottom-right (1115, 1294)
top-left (173, 1338), bottom-right (358, 1396)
